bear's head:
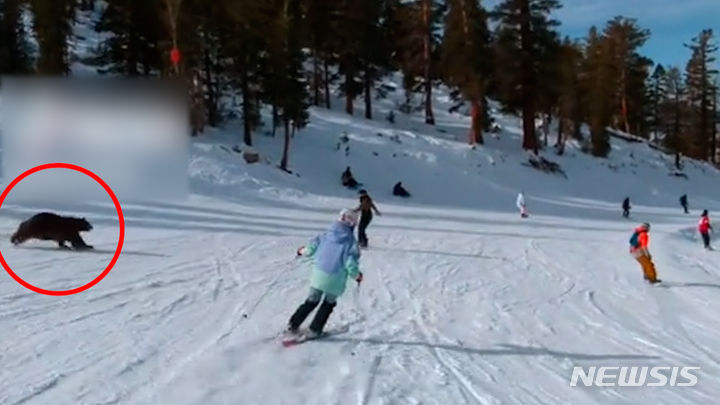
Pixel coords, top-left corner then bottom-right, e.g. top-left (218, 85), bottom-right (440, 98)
top-left (10, 232), bottom-right (23, 245)
top-left (73, 217), bottom-right (93, 232)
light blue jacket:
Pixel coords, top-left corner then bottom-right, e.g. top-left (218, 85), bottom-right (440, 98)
top-left (302, 222), bottom-right (360, 297)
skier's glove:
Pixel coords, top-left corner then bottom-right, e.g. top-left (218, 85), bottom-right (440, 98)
top-left (296, 247), bottom-right (304, 257)
top-left (356, 272), bottom-right (363, 284)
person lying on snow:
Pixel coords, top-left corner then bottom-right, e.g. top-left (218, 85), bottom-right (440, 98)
top-left (341, 166), bottom-right (360, 189)
top-left (287, 209), bottom-right (364, 338)
top-left (629, 222), bottom-right (660, 284)
top-left (393, 181), bottom-right (410, 198)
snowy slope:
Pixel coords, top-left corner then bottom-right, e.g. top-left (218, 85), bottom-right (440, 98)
top-left (2, 16), bottom-right (720, 403)
top-left (1, 81), bottom-right (720, 405)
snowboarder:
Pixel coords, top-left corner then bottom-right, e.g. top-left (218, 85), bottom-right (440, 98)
top-left (680, 194), bottom-right (689, 214)
top-left (629, 222), bottom-right (660, 284)
top-left (393, 181), bottom-right (411, 198)
top-left (287, 209), bottom-right (364, 338)
top-left (698, 209), bottom-right (713, 250)
top-left (341, 167), bottom-right (360, 189)
top-left (355, 189), bottom-right (381, 248)
top-left (516, 192), bottom-right (528, 218)
top-left (622, 197), bottom-right (631, 218)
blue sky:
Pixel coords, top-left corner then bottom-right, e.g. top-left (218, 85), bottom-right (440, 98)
top-left (486, 0), bottom-right (720, 68)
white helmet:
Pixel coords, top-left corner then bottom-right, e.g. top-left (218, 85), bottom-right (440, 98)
top-left (338, 208), bottom-right (359, 227)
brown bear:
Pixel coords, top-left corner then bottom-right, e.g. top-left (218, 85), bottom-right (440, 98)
top-left (11, 212), bottom-right (94, 250)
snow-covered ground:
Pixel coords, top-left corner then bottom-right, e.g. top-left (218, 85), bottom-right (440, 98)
top-left (2, 22), bottom-right (720, 401)
top-left (1, 84), bottom-right (720, 404)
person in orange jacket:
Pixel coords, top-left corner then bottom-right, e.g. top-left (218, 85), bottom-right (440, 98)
top-left (629, 222), bottom-right (660, 284)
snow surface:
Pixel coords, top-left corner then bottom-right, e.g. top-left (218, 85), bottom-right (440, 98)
top-left (1, 82), bottom-right (720, 404)
top-left (1, 18), bottom-right (720, 402)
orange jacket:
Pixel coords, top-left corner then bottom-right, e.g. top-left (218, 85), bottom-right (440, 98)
top-left (631, 228), bottom-right (649, 253)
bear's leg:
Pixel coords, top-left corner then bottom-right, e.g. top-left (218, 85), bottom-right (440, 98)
top-left (69, 234), bottom-right (93, 250)
top-left (57, 240), bottom-right (71, 249)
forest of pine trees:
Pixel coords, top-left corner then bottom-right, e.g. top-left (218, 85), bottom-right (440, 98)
top-left (1, 0), bottom-right (719, 166)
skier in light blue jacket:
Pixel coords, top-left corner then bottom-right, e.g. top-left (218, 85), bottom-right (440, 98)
top-left (287, 208), bottom-right (364, 337)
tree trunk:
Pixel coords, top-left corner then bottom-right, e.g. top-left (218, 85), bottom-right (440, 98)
top-left (240, 62), bottom-right (252, 146)
top-left (712, 84), bottom-right (717, 163)
top-left (323, 57), bottom-right (331, 109)
top-left (620, 69), bottom-right (630, 134)
top-left (202, 44), bottom-right (218, 126)
top-left (519, 0), bottom-right (537, 154)
top-left (271, 104), bottom-right (278, 137)
top-left (422, 0), bottom-right (435, 125)
top-left (280, 118), bottom-right (290, 170)
top-left (364, 67), bottom-right (372, 119)
top-left (312, 48), bottom-right (321, 106)
top-left (469, 98), bottom-right (484, 145)
top-left (345, 69), bottom-right (354, 115)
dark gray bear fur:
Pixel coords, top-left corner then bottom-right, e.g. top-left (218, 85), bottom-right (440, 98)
top-left (11, 212), bottom-right (94, 250)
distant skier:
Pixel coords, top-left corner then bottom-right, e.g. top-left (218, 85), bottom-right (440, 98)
top-left (516, 192), bottom-right (528, 218)
top-left (629, 222), bottom-right (660, 284)
top-left (393, 181), bottom-right (411, 198)
top-left (622, 197), bottom-right (631, 218)
top-left (287, 209), bottom-right (363, 338)
top-left (355, 189), bottom-right (381, 248)
top-left (341, 166), bottom-right (360, 189)
top-left (680, 194), bottom-right (689, 214)
top-left (698, 209), bottom-right (713, 250)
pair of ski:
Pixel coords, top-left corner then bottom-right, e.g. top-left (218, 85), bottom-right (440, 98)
top-left (281, 325), bottom-right (349, 347)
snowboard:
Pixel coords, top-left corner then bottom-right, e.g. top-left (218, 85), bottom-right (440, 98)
top-left (281, 325), bottom-right (349, 347)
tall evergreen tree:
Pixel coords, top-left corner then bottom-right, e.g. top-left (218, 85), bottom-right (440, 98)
top-left (395, 0), bottom-right (444, 124)
top-left (582, 26), bottom-right (612, 157)
top-left (646, 64), bottom-right (667, 140)
top-left (555, 37), bottom-right (583, 153)
top-left (492, 0), bottom-right (561, 154)
top-left (661, 66), bottom-right (687, 157)
top-left (221, 0), bottom-right (269, 146)
top-left (89, 0), bottom-right (164, 76)
top-left (602, 17), bottom-right (651, 135)
top-left (441, 0), bottom-right (492, 145)
top-left (0, 0), bottom-right (34, 74)
top-left (30, 0), bottom-right (76, 74)
top-left (685, 29), bottom-right (719, 161)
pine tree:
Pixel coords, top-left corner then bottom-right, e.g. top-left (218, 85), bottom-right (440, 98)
top-left (0, 0), bottom-right (34, 74)
top-left (89, 0), bottom-right (164, 76)
top-left (583, 26), bottom-right (612, 157)
top-left (30, 0), bottom-right (76, 74)
top-left (395, 0), bottom-right (444, 124)
top-left (268, 0), bottom-right (310, 171)
top-left (441, 0), bottom-right (492, 145)
top-left (661, 66), bottom-right (687, 158)
top-left (221, 0), bottom-right (269, 146)
top-left (602, 17), bottom-right (651, 135)
top-left (302, 0), bottom-right (335, 108)
top-left (646, 64), bottom-right (667, 140)
top-left (555, 37), bottom-right (583, 153)
top-left (685, 29), bottom-right (719, 161)
top-left (491, 0), bottom-right (561, 154)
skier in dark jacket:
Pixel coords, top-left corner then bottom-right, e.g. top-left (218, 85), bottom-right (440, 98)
top-left (341, 167), bottom-right (360, 189)
top-left (622, 197), bottom-right (631, 218)
top-left (680, 194), bottom-right (689, 214)
top-left (355, 189), bottom-right (381, 248)
top-left (393, 182), bottom-right (411, 198)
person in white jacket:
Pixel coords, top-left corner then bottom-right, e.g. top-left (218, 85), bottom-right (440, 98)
top-left (516, 192), bottom-right (528, 218)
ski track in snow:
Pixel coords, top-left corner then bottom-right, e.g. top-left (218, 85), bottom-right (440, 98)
top-left (4, 51), bottom-right (720, 404)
